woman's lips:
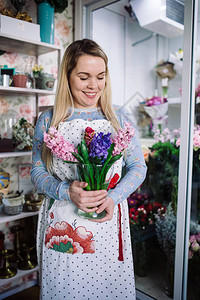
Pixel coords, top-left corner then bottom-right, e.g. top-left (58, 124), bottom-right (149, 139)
top-left (83, 92), bottom-right (97, 98)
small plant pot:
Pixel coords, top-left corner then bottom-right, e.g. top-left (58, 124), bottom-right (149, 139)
top-left (35, 73), bottom-right (55, 90)
top-left (13, 75), bottom-right (28, 88)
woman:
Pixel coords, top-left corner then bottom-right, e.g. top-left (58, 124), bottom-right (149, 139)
top-left (31, 38), bottom-right (147, 300)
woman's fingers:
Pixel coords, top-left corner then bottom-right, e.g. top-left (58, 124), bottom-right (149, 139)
top-left (90, 197), bottom-right (115, 223)
top-left (69, 180), bottom-right (108, 209)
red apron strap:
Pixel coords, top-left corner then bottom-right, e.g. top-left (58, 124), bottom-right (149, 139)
top-left (118, 203), bottom-right (124, 261)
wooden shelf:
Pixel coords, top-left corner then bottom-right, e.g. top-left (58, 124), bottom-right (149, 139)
top-left (0, 151), bottom-right (32, 158)
top-left (0, 211), bottom-right (39, 224)
top-left (0, 266), bottom-right (39, 288)
top-left (0, 86), bottom-right (56, 96)
top-left (0, 32), bottom-right (61, 56)
top-left (0, 266), bottom-right (39, 299)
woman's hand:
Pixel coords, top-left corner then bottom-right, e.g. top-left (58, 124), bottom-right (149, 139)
top-left (69, 180), bottom-right (108, 213)
top-left (90, 196), bottom-right (115, 223)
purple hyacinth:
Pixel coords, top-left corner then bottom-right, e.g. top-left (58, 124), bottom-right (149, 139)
top-left (89, 132), bottom-right (112, 162)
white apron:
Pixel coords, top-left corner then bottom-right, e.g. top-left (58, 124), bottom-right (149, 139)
top-left (37, 119), bottom-right (136, 300)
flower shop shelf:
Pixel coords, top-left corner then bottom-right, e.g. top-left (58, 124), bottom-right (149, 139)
top-left (0, 86), bottom-right (56, 97)
top-left (168, 97), bottom-right (181, 105)
top-left (0, 151), bottom-right (32, 158)
top-left (0, 266), bottom-right (39, 299)
top-left (0, 32), bottom-right (61, 56)
top-left (0, 211), bottom-right (39, 224)
top-left (140, 138), bottom-right (155, 148)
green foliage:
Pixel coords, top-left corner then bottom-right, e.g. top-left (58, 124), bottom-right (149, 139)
top-left (155, 204), bottom-right (176, 264)
top-left (34, 0), bottom-right (68, 13)
top-left (146, 141), bottom-right (179, 204)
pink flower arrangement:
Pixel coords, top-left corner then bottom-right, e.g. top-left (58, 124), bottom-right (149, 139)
top-left (112, 122), bottom-right (135, 155)
top-left (189, 234), bottom-right (200, 259)
top-left (176, 127), bottom-right (200, 149)
top-left (43, 126), bottom-right (77, 161)
top-left (193, 128), bottom-right (200, 149)
top-left (144, 96), bottom-right (168, 107)
top-left (44, 123), bottom-right (135, 163)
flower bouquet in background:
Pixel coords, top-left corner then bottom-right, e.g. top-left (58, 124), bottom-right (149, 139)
top-left (176, 125), bottom-right (200, 177)
top-left (44, 123), bottom-right (135, 219)
top-left (141, 96), bottom-right (168, 132)
top-left (188, 232), bottom-right (200, 298)
top-left (189, 234), bottom-right (200, 261)
top-left (12, 118), bottom-right (35, 151)
top-left (128, 190), bottom-right (166, 277)
top-left (169, 49), bottom-right (183, 76)
top-left (146, 128), bottom-right (180, 205)
top-left (128, 195), bottom-right (166, 240)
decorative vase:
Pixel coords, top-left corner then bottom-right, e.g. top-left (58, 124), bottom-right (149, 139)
top-left (76, 163), bottom-right (114, 220)
top-left (37, 2), bottom-right (54, 44)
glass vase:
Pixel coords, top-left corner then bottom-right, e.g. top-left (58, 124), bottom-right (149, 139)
top-left (76, 163), bottom-right (114, 220)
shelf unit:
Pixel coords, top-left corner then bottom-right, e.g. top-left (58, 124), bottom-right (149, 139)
top-left (0, 266), bottom-right (39, 299)
top-left (0, 211), bottom-right (39, 224)
top-left (0, 151), bottom-right (32, 158)
top-left (0, 32), bottom-right (61, 298)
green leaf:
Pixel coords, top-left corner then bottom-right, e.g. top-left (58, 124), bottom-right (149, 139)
top-left (53, 241), bottom-right (73, 253)
top-left (71, 152), bottom-right (84, 163)
top-left (80, 138), bottom-right (90, 163)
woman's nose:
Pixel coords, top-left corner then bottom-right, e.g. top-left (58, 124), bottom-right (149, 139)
top-left (87, 77), bottom-right (97, 89)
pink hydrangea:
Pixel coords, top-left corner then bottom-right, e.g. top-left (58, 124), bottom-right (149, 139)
top-left (112, 122), bottom-right (135, 156)
top-left (193, 129), bottom-right (200, 149)
top-left (44, 126), bottom-right (77, 161)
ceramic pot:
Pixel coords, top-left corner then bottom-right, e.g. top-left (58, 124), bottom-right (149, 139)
top-left (13, 75), bottom-right (28, 88)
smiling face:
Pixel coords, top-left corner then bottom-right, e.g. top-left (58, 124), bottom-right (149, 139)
top-left (69, 54), bottom-right (106, 109)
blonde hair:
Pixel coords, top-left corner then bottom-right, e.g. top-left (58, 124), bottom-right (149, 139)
top-left (42, 39), bottom-right (121, 172)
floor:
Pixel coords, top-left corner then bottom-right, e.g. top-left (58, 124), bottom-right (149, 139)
top-left (5, 285), bottom-right (40, 300)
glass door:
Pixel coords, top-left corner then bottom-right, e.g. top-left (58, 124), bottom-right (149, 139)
top-left (77, 1), bottom-right (197, 299)
top-left (185, 0), bottom-right (200, 299)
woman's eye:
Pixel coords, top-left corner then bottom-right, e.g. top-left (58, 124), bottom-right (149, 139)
top-left (97, 77), bottom-right (104, 80)
top-left (80, 78), bottom-right (88, 81)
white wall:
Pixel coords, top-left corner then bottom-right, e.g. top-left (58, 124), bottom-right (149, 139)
top-left (91, 4), bottom-right (183, 131)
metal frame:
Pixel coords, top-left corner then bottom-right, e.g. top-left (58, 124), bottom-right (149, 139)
top-left (74, 0), bottom-right (119, 39)
top-left (174, 0), bottom-right (198, 299)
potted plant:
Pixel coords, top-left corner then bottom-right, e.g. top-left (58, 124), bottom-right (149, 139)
top-left (32, 64), bottom-right (55, 90)
top-left (34, 0), bottom-right (68, 44)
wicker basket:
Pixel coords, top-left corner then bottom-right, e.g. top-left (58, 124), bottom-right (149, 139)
top-left (2, 194), bottom-right (25, 216)
top-left (3, 204), bottom-right (23, 215)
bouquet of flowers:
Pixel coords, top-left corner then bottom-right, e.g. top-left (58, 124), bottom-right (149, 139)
top-left (128, 191), bottom-right (166, 239)
top-left (32, 64), bottom-right (44, 78)
top-left (141, 96), bottom-right (168, 132)
top-left (44, 123), bottom-right (135, 219)
top-left (176, 125), bottom-right (200, 175)
top-left (12, 117), bottom-right (35, 151)
top-left (189, 234), bottom-right (200, 260)
top-left (129, 200), bottom-right (165, 231)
